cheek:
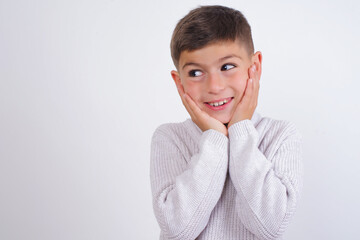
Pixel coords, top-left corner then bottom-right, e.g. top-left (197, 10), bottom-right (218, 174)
top-left (183, 82), bottom-right (202, 101)
top-left (231, 73), bottom-right (248, 94)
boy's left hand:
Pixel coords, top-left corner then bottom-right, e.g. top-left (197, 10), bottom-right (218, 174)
top-left (227, 64), bottom-right (259, 128)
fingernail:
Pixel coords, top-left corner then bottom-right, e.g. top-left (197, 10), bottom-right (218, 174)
top-left (250, 78), bottom-right (253, 83)
top-left (252, 65), bottom-right (256, 71)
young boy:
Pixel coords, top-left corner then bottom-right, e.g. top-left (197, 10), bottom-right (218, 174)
top-left (150, 5), bottom-right (303, 240)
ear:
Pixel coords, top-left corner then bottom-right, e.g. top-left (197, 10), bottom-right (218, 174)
top-left (251, 51), bottom-right (263, 79)
top-left (171, 70), bottom-right (182, 86)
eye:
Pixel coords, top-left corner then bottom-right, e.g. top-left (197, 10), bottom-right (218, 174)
top-left (188, 70), bottom-right (203, 77)
top-left (221, 64), bottom-right (236, 71)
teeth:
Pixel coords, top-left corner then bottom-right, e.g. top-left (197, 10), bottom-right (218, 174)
top-left (209, 99), bottom-right (228, 107)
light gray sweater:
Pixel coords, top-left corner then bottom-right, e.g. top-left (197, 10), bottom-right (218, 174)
top-left (150, 111), bottom-right (303, 240)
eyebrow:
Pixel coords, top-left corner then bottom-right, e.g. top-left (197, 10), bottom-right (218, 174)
top-left (182, 54), bottom-right (242, 70)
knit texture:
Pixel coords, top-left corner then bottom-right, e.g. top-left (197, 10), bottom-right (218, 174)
top-left (150, 111), bottom-right (303, 240)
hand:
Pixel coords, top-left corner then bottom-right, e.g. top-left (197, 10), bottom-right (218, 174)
top-left (175, 81), bottom-right (228, 136)
top-left (227, 64), bottom-right (260, 128)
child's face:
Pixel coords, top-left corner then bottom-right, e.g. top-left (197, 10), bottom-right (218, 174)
top-left (172, 40), bottom-right (261, 124)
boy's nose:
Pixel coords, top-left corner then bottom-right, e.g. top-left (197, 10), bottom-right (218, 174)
top-left (206, 73), bottom-right (225, 94)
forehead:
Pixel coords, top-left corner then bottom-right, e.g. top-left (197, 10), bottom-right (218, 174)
top-left (179, 40), bottom-right (250, 69)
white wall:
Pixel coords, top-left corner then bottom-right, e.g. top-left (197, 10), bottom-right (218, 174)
top-left (1, 0), bottom-right (359, 239)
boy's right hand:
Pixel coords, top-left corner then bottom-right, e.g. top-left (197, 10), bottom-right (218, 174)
top-left (175, 82), bottom-right (228, 137)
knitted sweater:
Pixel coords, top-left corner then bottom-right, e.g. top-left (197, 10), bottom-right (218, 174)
top-left (150, 111), bottom-right (303, 240)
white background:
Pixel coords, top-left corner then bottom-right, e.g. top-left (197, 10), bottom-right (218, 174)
top-left (1, 0), bottom-right (359, 239)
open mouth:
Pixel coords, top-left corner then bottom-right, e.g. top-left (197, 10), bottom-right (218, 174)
top-left (205, 97), bottom-right (234, 110)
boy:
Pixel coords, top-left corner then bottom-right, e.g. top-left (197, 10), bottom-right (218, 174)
top-left (150, 5), bottom-right (303, 240)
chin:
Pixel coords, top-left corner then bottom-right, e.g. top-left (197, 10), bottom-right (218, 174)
top-left (214, 115), bottom-right (231, 125)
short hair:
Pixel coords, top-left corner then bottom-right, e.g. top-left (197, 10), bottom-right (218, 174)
top-left (170, 5), bottom-right (254, 69)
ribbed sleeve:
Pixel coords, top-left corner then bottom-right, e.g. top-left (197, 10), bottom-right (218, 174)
top-left (228, 119), bottom-right (303, 240)
top-left (150, 125), bottom-right (229, 240)
top-left (150, 113), bottom-right (304, 240)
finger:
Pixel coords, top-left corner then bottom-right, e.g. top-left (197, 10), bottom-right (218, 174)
top-left (175, 81), bottom-right (185, 96)
top-left (242, 76), bottom-right (254, 106)
top-left (254, 74), bottom-right (260, 102)
top-left (183, 95), bottom-right (199, 122)
top-left (248, 64), bottom-right (258, 105)
top-left (183, 93), bottom-right (197, 118)
top-left (184, 93), bottom-right (205, 120)
top-left (252, 77), bottom-right (258, 107)
top-left (252, 64), bottom-right (260, 105)
top-left (175, 82), bottom-right (196, 118)
top-left (248, 64), bottom-right (255, 80)
top-left (175, 83), bottom-right (186, 106)
top-left (250, 64), bottom-right (256, 82)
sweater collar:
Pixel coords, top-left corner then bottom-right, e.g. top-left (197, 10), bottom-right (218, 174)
top-left (185, 111), bottom-right (262, 136)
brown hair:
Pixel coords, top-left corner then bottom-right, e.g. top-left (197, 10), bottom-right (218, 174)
top-left (170, 5), bottom-right (254, 69)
